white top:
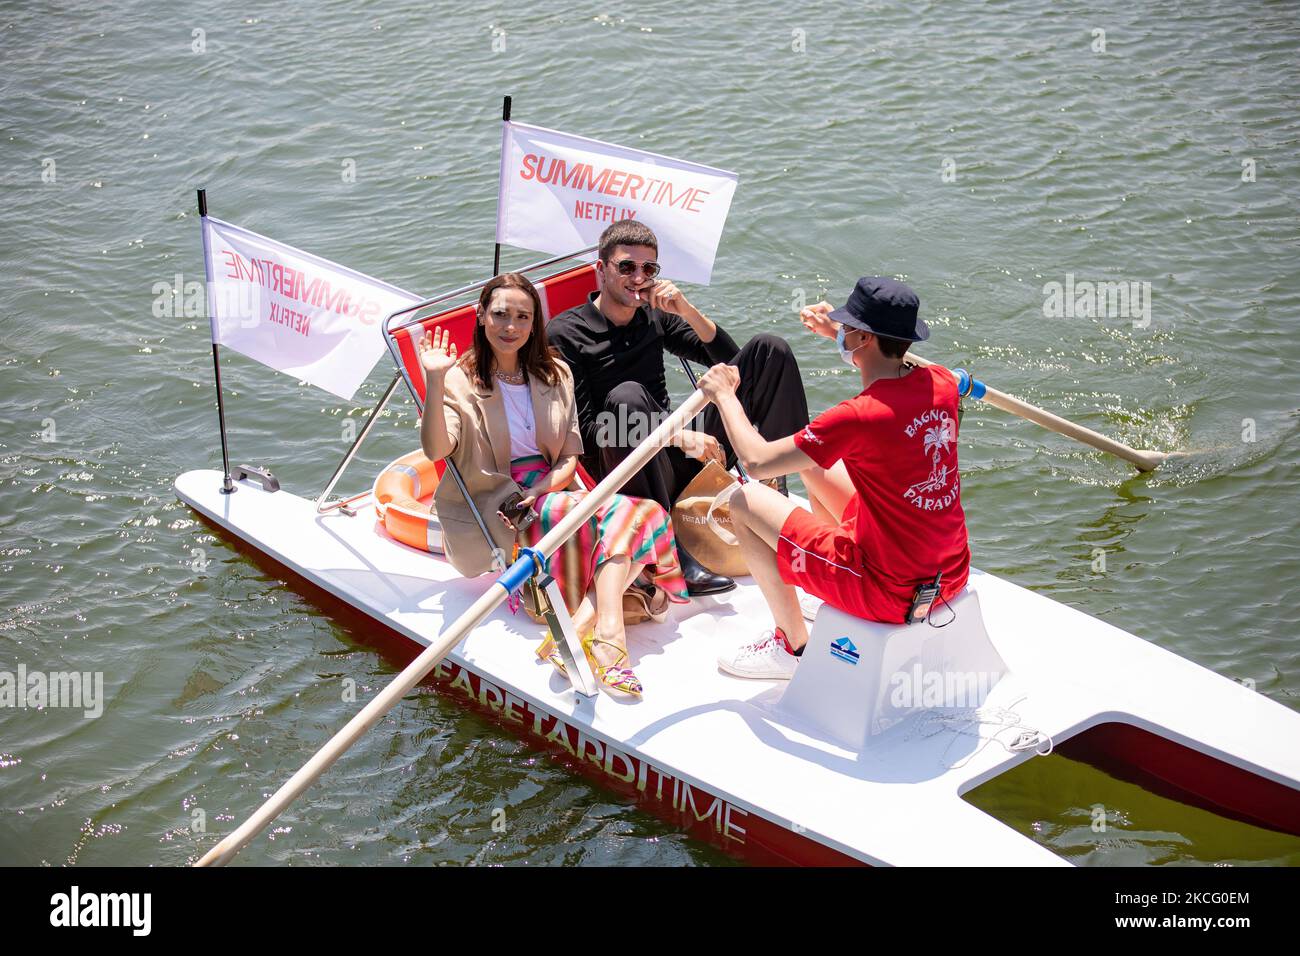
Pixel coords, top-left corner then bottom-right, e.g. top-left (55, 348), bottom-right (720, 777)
top-left (499, 381), bottom-right (539, 460)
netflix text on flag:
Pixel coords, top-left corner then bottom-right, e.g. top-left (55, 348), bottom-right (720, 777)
top-left (496, 121), bottom-right (739, 285)
top-left (201, 217), bottom-right (419, 400)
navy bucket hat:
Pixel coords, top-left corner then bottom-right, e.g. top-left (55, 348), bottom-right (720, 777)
top-left (828, 277), bottom-right (930, 343)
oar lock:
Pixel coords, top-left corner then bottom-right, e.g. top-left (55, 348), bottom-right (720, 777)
top-left (499, 546), bottom-right (549, 594)
top-left (953, 368), bottom-right (987, 401)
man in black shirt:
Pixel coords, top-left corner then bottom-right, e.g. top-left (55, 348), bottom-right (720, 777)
top-left (547, 220), bottom-right (809, 595)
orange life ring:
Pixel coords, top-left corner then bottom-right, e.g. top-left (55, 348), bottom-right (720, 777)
top-left (373, 450), bottom-right (445, 554)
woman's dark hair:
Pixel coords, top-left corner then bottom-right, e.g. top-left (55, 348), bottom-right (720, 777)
top-left (462, 272), bottom-right (561, 389)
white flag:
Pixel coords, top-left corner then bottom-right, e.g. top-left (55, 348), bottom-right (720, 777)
top-left (201, 216), bottom-right (418, 400)
top-left (496, 121), bottom-right (739, 285)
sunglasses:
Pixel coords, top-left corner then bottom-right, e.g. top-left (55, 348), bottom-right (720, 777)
top-left (610, 258), bottom-right (661, 279)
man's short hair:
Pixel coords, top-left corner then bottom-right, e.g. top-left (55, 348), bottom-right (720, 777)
top-left (598, 220), bottom-right (658, 261)
top-left (874, 334), bottom-right (911, 359)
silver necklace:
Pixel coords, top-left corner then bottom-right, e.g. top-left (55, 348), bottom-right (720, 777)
top-left (494, 367), bottom-right (525, 385)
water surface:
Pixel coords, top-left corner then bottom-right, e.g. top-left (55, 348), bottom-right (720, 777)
top-left (1, 0), bottom-right (1297, 865)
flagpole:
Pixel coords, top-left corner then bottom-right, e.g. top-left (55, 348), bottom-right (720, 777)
top-left (491, 95), bottom-right (511, 277)
top-left (198, 188), bottom-right (236, 495)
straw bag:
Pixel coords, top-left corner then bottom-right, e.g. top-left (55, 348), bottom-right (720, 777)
top-left (670, 461), bottom-right (748, 578)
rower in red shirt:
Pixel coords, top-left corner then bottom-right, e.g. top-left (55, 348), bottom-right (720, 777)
top-left (698, 277), bottom-right (970, 680)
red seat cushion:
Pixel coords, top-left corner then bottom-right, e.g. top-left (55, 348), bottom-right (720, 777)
top-left (387, 262), bottom-right (597, 407)
top-left (537, 262), bottom-right (599, 320)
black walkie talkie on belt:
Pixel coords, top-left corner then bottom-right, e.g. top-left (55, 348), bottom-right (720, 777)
top-left (907, 572), bottom-right (943, 624)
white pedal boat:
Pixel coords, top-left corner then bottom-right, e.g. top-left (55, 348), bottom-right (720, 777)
top-left (178, 251), bottom-right (1300, 866)
top-left (173, 464), bottom-right (1300, 866)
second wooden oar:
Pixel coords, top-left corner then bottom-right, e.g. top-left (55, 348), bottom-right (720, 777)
top-left (194, 389), bottom-right (710, 867)
top-left (906, 353), bottom-right (1176, 472)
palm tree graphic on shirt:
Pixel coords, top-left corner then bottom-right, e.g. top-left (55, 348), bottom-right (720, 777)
top-left (907, 417), bottom-right (956, 498)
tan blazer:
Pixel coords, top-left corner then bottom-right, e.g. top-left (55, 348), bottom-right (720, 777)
top-left (432, 360), bottom-right (584, 575)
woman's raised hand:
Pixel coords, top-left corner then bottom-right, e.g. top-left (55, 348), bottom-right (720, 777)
top-left (417, 326), bottom-right (458, 376)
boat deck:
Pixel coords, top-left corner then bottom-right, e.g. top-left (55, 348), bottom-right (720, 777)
top-left (175, 468), bottom-right (1300, 865)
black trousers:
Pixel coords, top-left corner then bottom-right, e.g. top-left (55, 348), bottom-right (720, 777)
top-left (591, 333), bottom-right (810, 514)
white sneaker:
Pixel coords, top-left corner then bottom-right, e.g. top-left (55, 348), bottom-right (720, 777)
top-left (797, 589), bottom-right (824, 622)
top-left (718, 631), bottom-right (799, 680)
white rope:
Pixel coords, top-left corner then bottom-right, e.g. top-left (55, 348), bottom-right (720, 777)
top-left (906, 694), bottom-right (1054, 770)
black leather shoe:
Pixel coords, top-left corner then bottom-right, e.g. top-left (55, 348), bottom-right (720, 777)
top-left (678, 543), bottom-right (736, 596)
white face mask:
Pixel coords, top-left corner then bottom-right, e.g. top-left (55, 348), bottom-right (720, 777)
top-left (836, 324), bottom-right (866, 367)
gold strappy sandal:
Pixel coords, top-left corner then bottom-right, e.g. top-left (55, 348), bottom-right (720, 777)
top-left (535, 634), bottom-right (569, 678)
top-left (581, 633), bottom-right (643, 698)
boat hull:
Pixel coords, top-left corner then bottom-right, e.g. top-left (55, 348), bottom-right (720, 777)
top-left (174, 468), bottom-right (1300, 865)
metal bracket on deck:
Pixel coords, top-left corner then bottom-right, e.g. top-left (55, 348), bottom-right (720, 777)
top-left (534, 574), bottom-right (598, 698)
top-left (232, 464), bottom-right (279, 493)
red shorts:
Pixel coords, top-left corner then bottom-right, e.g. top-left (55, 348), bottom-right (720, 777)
top-left (775, 504), bottom-right (907, 624)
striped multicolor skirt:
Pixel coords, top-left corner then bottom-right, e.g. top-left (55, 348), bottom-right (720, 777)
top-left (510, 455), bottom-right (689, 616)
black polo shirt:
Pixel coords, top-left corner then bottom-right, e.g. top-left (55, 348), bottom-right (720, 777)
top-left (546, 291), bottom-right (740, 456)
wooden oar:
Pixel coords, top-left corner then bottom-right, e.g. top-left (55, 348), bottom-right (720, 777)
top-left (905, 353), bottom-right (1177, 472)
top-left (194, 390), bottom-right (710, 867)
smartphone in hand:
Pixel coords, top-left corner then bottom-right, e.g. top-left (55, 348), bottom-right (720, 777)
top-left (496, 492), bottom-right (536, 532)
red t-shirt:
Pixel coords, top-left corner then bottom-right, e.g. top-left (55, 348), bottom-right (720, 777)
top-left (792, 364), bottom-right (970, 607)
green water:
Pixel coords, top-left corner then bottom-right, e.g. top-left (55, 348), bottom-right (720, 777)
top-left (1, 0), bottom-right (1297, 866)
top-left (965, 753), bottom-right (1300, 867)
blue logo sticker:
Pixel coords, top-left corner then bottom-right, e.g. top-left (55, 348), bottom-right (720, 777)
top-left (829, 637), bottom-right (859, 665)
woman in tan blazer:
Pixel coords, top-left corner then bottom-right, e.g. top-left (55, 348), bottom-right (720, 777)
top-left (418, 273), bottom-right (688, 698)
